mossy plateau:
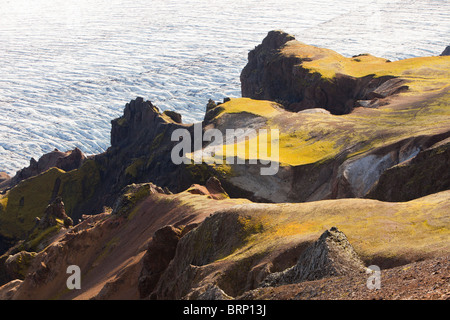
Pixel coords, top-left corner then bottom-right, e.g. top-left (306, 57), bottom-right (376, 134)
top-left (213, 98), bottom-right (282, 119)
top-left (282, 40), bottom-right (450, 94)
top-left (209, 91), bottom-right (450, 168)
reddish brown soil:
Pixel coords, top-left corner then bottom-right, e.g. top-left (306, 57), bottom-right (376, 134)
top-left (239, 255), bottom-right (449, 300)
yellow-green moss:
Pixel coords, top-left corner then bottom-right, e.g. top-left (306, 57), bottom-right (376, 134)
top-left (125, 158), bottom-right (146, 178)
top-left (214, 191), bottom-right (450, 264)
top-left (0, 196), bottom-right (8, 214)
top-left (9, 251), bottom-right (37, 278)
top-left (0, 160), bottom-right (101, 241)
top-left (185, 163), bottom-right (212, 184)
top-left (237, 215), bottom-right (266, 238)
top-left (282, 40), bottom-right (450, 94)
top-left (0, 167), bottom-right (65, 239)
top-left (151, 129), bottom-right (167, 151)
top-left (198, 91), bottom-right (450, 169)
top-left (214, 98), bottom-right (282, 119)
top-left (25, 224), bottom-right (61, 252)
top-left (211, 164), bottom-right (234, 178)
top-left (116, 117), bottom-right (128, 126)
top-left (58, 159), bottom-right (101, 217)
top-left (113, 183), bottom-right (152, 218)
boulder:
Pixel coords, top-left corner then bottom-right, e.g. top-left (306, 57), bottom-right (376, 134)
top-left (205, 176), bottom-right (229, 200)
top-left (366, 78), bottom-right (409, 99)
top-left (9, 148), bottom-right (86, 188)
top-left (186, 177), bottom-right (229, 200)
top-left (103, 97), bottom-right (196, 208)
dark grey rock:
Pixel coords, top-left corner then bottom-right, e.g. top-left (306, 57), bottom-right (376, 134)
top-left (440, 46), bottom-right (450, 56)
top-left (261, 227), bottom-right (366, 287)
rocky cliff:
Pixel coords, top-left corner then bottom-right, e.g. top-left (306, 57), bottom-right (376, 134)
top-left (367, 137), bottom-right (450, 201)
top-left (1, 32), bottom-right (448, 247)
top-left (241, 30), bottom-right (409, 114)
top-left (0, 98), bottom-right (201, 253)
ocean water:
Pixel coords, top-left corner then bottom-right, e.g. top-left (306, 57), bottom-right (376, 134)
top-left (0, 0), bottom-right (448, 175)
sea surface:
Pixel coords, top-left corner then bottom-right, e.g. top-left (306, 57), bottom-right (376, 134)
top-left (0, 0), bottom-right (449, 175)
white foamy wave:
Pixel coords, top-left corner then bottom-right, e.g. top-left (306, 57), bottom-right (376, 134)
top-left (0, 0), bottom-right (448, 175)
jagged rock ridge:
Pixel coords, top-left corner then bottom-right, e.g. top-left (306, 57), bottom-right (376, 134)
top-left (0, 148), bottom-right (86, 193)
top-left (441, 46), bottom-right (450, 56)
top-left (261, 227), bottom-right (366, 287)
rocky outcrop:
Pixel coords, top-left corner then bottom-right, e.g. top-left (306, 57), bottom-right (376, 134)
top-left (95, 97), bottom-right (199, 211)
top-left (8, 148), bottom-right (86, 189)
top-left (55, 148), bottom-right (85, 172)
top-left (240, 30), bottom-right (297, 106)
top-left (261, 227), bottom-right (366, 287)
top-left (0, 251), bottom-right (35, 286)
top-left (186, 177), bottom-right (230, 200)
top-left (441, 46), bottom-right (450, 56)
top-left (217, 129), bottom-right (450, 203)
top-left (152, 210), bottom-right (265, 299)
top-left (241, 31), bottom-right (408, 115)
top-left (185, 284), bottom-right (234, 300)
top-left (0, 98), bottom-right (216, 255)
top-left (3, 251), bottom-right (36, 281)
top-left (0, 172), bottom-right (9, 184)
top-left (37, 197), bottom-right (73, 229)
top-left (0, 280), bottom-right (22, 300)
top-left (138, 225), bottom-right (182, 299)
top-left (334, 132), bottom-right (450, 199)
top-left (367, 138), bottom-right (450, 201)
top-left (239, 255), bottom-right (450, 300)
top-left (111, 182), bottom-right (167, 218)
top-left (162, 110), bottom-right (183, 124)
top-left (0, 182), bottom-right (249, 300)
